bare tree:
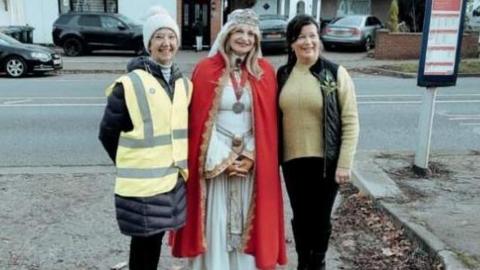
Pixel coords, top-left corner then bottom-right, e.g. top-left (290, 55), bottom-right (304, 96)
top-left (398, 0), bottom-right (425, 32)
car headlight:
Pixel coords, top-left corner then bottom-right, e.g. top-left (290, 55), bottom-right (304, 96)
top-left (31, 52), bottom-right (51, 62)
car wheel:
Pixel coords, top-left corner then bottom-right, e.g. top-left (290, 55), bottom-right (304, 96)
top-left (63, 37), bottom-right (84, 56)
top-left (4, 56), bottom-right (27, 78)
top-left (364, 37), bottom-right (373, 52)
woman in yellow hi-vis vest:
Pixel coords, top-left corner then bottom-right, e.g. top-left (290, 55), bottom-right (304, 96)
top-left (98, 6), bottom-right (192, 270)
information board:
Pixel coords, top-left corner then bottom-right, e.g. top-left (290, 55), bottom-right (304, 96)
top-left (417, 0), bottom-right (467, 87)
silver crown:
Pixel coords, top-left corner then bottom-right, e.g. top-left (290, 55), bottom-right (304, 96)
top-left (227, 9), bottom-right (259, 26)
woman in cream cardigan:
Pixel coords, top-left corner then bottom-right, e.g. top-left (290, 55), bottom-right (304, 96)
top-left (277, 14), bottom-right (360, 270)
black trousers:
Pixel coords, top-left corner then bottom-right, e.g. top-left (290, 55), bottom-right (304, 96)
top-left (282, 157), bottom-right (339, 256)
top-left (129, 232), bottom-right (165, 270)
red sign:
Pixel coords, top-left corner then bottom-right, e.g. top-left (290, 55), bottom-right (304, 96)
top-left (432, 0), bottom-right (461, 11)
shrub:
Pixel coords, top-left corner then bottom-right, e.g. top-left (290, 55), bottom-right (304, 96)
top-left (388, 0), bottom-right (399, 32)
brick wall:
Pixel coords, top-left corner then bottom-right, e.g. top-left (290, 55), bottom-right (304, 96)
top-left (177, 0), bottom-right (182, 41)
top-left (210, 0), bottom-right (222, 46)
top-left (375, 29), bottom-right (479, 59)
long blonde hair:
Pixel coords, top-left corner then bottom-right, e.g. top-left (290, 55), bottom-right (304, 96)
top-left (218, 24), bottom-right (263, 80)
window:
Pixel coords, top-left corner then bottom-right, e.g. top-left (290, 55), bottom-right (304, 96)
top-left (371, 17), bottom-right (381, 26)
top-left (101, 16), bottom-right (124, 29)
top-left (366, 17), bottom-right (381, 26)
top-left (78, 15), bottom-right (101, 27)
top-left (55, 15), bottom-right (74, 25)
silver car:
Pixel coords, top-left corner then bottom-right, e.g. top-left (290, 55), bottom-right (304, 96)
top-left (321, 15), bottom-right (383, 51)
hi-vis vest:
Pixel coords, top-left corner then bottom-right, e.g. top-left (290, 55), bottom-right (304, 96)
top-left (106, 69), bottom-right (192, 197)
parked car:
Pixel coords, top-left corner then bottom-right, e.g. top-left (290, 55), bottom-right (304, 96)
top-left (321, 15), bottom-right (383, 51)
top-left (259, 14), bottom-right (288, 52)
top-left (0, 32), bottom-right (62, 77)
top-left (52, 12), bottom-right (143, 56)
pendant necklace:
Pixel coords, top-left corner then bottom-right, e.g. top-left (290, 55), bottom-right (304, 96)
top-left (230, 67), bottom-right (248, 114)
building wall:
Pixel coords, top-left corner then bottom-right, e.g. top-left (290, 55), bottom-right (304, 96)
top-left (0, 1), bottom-right (8, 25)
top-left (23, 0), bottom-right (58, 44)
top-left (253, 0), bottom-right (278, 15)
top-left (0, 0), bottom-right (28, 26)
top-left (320, 0), bottom-right (388, 22)
top-left (282, 0), bottom-right (330, 21)
top-left (118, 0), bottom-right (176, 25)
top-left (321, 0), bottom-right (338, 20)
top-left (371, 0), bottom-right (389, 25)
top-left (210, 0), bottom-right (222, 46)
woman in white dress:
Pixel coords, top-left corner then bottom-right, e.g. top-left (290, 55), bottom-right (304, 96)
top-left (171, 9), bottom-right (287, 270)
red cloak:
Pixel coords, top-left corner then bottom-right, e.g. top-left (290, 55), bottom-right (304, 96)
top-left (171, 53), bottom-right (287, 269)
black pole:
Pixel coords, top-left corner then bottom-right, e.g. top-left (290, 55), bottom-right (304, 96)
top-left (412, 0), bottom-right (417, 32)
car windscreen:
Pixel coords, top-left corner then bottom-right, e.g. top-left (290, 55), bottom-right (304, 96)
top-left (331, 17), bottom-right (363, 27)
top-left (117, 14), bottom-right (140, 27)
top-left (0, 33), bottom-right (21, 45)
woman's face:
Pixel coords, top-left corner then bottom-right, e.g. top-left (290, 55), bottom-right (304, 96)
top-left (291, 23), bottom-right (320, 65)
top-left (227, 24), bottom-right (257, 56)
top-left (149, 28), bottom-right (178, 65)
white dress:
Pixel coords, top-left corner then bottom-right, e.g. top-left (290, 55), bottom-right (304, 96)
top-left (188, 80), bottom-right (257, 270)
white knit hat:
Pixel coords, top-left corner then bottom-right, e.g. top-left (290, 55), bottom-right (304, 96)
top-left (143, 6), bottom-right (180, 52)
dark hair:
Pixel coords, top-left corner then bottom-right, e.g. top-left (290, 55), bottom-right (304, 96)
top-left (286, 14), bottom-right (321, 65)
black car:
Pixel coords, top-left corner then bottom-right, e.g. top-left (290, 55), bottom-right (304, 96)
top-left (0, 32), bottom-right (62, 77)
top-left (52, 12), bottom-right (143, 56)
top-left (259, 14), bottom-right (288, 52)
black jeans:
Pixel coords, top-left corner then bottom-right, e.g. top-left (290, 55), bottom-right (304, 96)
top-left (129, 232), bottom-right (165, 270)
top-left (282, 157), bottom-right (339, 256)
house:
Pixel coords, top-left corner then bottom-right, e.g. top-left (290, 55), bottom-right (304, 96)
top-left (0, 0), bottom-right (178, 45)
top-left (0, 0), bottom-right (390, 48)
top-left (280, 0), bottom-right (389, 24)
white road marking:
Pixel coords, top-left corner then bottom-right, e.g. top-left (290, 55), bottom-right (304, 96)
top-left (2, 99), bottom-right (31, 105)
top-left (441, 114), bottom-right (480, 118)
top-left (449, 117), bottom-right (480, 120)
top-left (358, 94), bottom-right (480, 98)
top-left (358, 100), bottom-right (480, 104)
top-left (0, 97), bottom-right (104, 100)
top-left (0, 103), bottom-right (105, 107)
top-left (0, 94), bottom-right (479, 107)
top-left (358, 101), bottom-right (421, 104)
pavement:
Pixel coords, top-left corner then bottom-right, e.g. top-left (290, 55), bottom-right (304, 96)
top-left (56, 48), bottom-right (419, 75)
top-left (1, 50), bottom-right (479, 269)
top-left (0, 165), bottom-right (343, 270)
top-left (352, 151), bottom-right (480, 270)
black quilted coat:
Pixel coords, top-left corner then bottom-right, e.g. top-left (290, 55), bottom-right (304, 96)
top-left (276, 57), bottom-right (342, 175)
top-left (98, 56), bottom-right (186, 236)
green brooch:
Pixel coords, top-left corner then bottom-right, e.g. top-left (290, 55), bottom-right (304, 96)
top-left (320, 69), bottom-right (337, 96)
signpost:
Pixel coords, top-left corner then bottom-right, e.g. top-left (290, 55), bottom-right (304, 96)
top-left (415, 0), bottom-right (467, 174)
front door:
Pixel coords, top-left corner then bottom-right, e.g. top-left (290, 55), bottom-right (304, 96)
top-left (182, 0), bottom-right (210, 49)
